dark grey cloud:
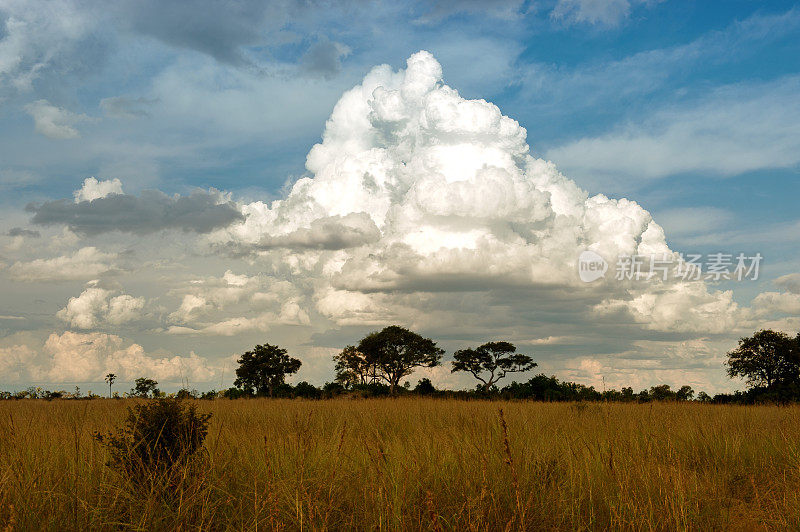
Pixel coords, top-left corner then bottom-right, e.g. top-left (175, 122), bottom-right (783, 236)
top-left (7, 228), bottom-right (41, 238)
top-left (260, 212), bottom-right (380, 250)
top-left (217, 212), bottom-right (381, 256)
top-left (111, 0), bottom-right (301, 65)
top-left (301, 40), bottom-right (350, 78)
top-left (28, 190), bottom-right (244, 235)
top-left (776, 273), bottom-right (800, 294)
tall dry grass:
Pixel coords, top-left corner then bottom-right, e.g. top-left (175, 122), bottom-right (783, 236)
top-left (1, 398), bottom-right (799, 530)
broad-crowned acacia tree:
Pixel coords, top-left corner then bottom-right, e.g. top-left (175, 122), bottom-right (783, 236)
top-left (356, 326), bottom-right (443, 395)
top-left (451, 341), bottom-right (536, 392)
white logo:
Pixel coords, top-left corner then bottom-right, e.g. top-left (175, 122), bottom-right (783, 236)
top-left (578, 250), bottom-right (607, 283)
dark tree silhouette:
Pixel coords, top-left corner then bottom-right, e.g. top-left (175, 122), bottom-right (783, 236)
top-left (333, 345), bottom-right (376, 388)
top-left (452, 341), bottom-right (536, 391)
top-left (356, 326), bottom-right (443, 395)
top-left (105, 373), bottom-right (116, 398)
top-left (234, 343), bottom-right (302, 397)
top-left (726, 330), bottom-right (800, 389)
top-left (648, 384), bottom-right (675, 401)
top-left (676, 385), bottom-right (695, 401)
top-left (130, 377), bottom-right (159, 398)
top-left (413, 378), bottom-right (437, 395)
top-left (697, 391), bottom-right (712, 402)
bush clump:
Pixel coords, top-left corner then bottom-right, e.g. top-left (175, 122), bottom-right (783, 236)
top-left (95, 397), bottom-right (212, 482)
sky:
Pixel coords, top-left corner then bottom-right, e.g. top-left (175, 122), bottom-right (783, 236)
top-left (0, 0), bottom-right (799, 395)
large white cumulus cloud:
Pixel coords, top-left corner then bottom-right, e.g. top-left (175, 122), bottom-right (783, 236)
top-left (57, 281), bottom-right (145, 329)
top-left (208, 51), bottom-right (737, 333)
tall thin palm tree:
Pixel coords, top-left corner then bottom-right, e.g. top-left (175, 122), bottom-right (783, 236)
top-left (104, 373), bottom-right (116, 398)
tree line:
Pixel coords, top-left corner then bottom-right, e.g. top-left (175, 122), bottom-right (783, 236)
top-left (233, 325), bottom-right (536, 397)
top-left (2, 327), bottom-right (799, 403)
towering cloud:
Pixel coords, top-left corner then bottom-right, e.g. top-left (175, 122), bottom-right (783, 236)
top-left (207, 51), bottom-right (738, 337)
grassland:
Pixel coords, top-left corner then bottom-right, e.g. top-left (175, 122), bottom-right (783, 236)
top-left (1, 398), bottom-right (799, 530)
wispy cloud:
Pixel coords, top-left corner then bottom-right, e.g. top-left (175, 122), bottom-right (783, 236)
top-left (545, 75), bottom-right (800, 184)
top-left (518, 9), bottom-right (800, 113)
top-left (7, 247), bottom-right (118, 282)
top-left (24, 100), bottom-right (93, 139)
top-left (551, 0), bottom-right (654, 28)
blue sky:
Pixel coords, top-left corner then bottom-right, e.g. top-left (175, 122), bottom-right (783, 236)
top-left (0, 0), bottom-right (798, 393)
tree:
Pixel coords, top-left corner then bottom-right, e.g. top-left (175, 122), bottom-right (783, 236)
top-left (452, 341), bottom-right (537, 392)
top-left (333, 345), bottom-right (376, 388)
top-left (726, 330), bottom-right (800, 389)
top-left (413, 378), bottom-right (436, 395)
top-left (648, 384), bottom-right (676, 401)
top-left (620, 387), bottom-right (635, 401)
top-left (130, 377), bottom-right (159, 398)
top-left (234, 343), bottom-right (302, 397)
top-left (676, 385), bottom-right (694, 401)
top-left (293, 381), bottom-right (322, 399)
top-left (105, 373), bottom-right (116, 398)
top-left (356, 326), bottom-right (444, 395)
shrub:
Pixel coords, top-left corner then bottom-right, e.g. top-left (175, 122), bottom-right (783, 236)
top-left (322, 382), bottom-right (346, 398)
top-left (175, 388), bottom-right (199, 399)
top-left (94, 397), bottom-right (211, 483)
top-left (293, 381), bottom-right (322, 399)
top-left (350, 382), bottom-right (392, 398)
top-left (43, 390), bottom-right (64, 401)
top-left (199, 390), bottom-right (218, 400)
top-left (413, 378), bottom-right (437, 395)
top-left (221, 387), bottom-right (249, 399)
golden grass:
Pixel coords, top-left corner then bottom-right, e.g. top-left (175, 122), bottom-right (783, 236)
top-left (1, 398), bottom-right (799, 530)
